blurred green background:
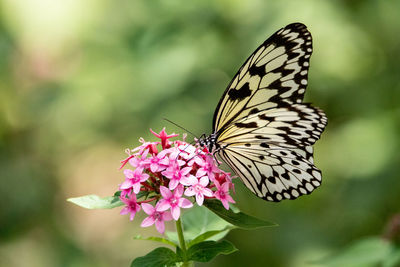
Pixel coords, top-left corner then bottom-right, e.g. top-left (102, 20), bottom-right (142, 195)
top-left (1, 0), bottom-right (399, 266)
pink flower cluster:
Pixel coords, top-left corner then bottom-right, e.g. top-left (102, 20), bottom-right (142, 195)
top-left (118, 128), bottom-right (235, 234)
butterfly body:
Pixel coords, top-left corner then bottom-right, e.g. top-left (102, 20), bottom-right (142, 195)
top-left (199, 23), bottom-right (327, 202)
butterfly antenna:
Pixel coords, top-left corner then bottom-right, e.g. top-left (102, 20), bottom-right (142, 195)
top-left (163, 118), bottom-right (198, 139)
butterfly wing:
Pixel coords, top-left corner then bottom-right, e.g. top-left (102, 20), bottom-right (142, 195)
top-left (216, 104), bottom-right (326, 201)
top-left (218, 145), bottom-right (321, 201)
top-left (211, 23), bottom-right (327, 201)
top-left (213, 23), bottom-right (313, 134)
top-left (217, 103), bottom-right (327, 149)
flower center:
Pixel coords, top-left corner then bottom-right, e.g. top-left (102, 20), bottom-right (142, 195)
top-left (194, 184), bottom-right (202, 192)
top-left (154, 212), bottom-right (161, 220)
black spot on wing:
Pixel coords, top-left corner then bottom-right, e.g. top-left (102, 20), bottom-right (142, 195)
top-left (293, 169), bottom-right (301, 174)
top-left (234, 122), bottom-right (258, 128)
top-left (228, 82), bottom-right (251, 101)
top-left (260, 143), bottom-right (269, 148)
top-left (281, 172), bottom-right (290, 180)
top-left (255, 135), bottom-right (271, 140)
top-left (249, 108), bottom-right (260, 115)
top-left (258, 113), bottom-right (275, 120)
top-left (249, 64), bottom-right (266, 76)
top-left (292, 160), bottom-right (300, 165)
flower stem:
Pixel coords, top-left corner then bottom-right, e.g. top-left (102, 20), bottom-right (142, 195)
top-left (176, 218), bottom-right (193, 266)
top-left (176, 218), bottom-right (186, 252)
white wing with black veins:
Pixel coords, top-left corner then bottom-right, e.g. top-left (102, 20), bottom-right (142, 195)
top-left (213, 23), bottom-right (313, 134)
top-left (218, 145), bottom-right (321, 201)
top-left (210, 23), bottom-right (327, 202)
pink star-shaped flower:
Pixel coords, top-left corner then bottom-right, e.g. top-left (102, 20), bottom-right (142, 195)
top-left (162, 165), bottom-right (192, 190)
top-left (127, 149), bottom-right (149, 168)
top-left (214, 181), bottom-right (235, 210)
top-left (143, 149), bottom-right (169, 173)
top-left (140, 203), bottom-right (173, 234)
top-left (150, 128), bottom-right (179, 149)
top-left (157, 185), bottom-right (193, 220)
top-left (120, 168), bottom-right (149, 194)
top-left (165, 147), bottom-right (187, 167)
top-left (196, 155), bottom-right (220, 181)
top-left (183, 176), bottom-right (213, 206)
top-left (214, 171), bottom-right (235, 193)
top-left (120, 193), bottom-right (141, 221)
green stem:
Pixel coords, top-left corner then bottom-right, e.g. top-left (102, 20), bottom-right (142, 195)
top-left (176, 218), bottom-right (194, 267)
top-left (176, 218), bottom-right (187, 252)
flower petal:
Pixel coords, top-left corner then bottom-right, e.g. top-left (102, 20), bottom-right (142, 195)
top-left (180, 175), bottom-right (197, 186)
top-left (162, 211), bottom-right (173, 221)
top-left (156, 199), bottom-right (171, 211)
top-left (203, 188), bottom-right (213, 197)
top-left (196, 193), bottom-right (204, 206)
top-left (221, 199), bottom-right (230, 210)
top-left (171, 206), bottom-right (181, 221)
top-left (169, 179), bottom-right (178, 190)
top-left (179, 198), bottom-right (193, 209)
top-left (196, 169), bottom-right (206, 178)
top-left (140, 173), bottom-right (149, 182)
top-left (129, 211), bottom-right (136, 221)
top-left (150, 163), bottom-right (158, 173)
top-left (120, 180), bottom-right (133, 190)
top-left (155, 220), bottom-right (165, 234)
top-left (141, 216), bottom-right (155, 227)
top-left (141, 203), bottom-right (154, 215)
top-left (222, 182), bottom-right (230, 191)
top-left (174, 184), bottom-right (184, 197)
top-left (123, 169), bottom-right (134, 178)
top-left (120, 207), bottom-right (129, 215)
top-left (199, 176), bottom-right (209, 187)
top-left (226, 194), bottom-right (235, 203)
top-left (159, 186), bottom-right (172, 199)
top-left (184, 187), bottom-right (196, 197)
top-left (132, 183), bottom-right (141, 194)
top-left (181, 167), bottom-right (192, 175)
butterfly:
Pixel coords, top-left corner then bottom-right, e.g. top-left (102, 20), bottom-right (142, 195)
top-left (198, 23), bottom-right (327, 202)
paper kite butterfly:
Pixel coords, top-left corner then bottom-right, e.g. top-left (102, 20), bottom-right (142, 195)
top-left (197, 23), bottom-right (327, 202)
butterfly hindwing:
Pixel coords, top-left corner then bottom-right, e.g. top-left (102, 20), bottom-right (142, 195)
top-left (218, 144), bottom-right (321, 202)
top-left (213, 23), bottom-right (313, 134)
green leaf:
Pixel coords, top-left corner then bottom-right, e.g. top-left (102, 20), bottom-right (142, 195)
top-left (204, 199), bottom-right (277, 229)
top-left (67, 194), bottom-right (123, 209)
top-left (316, 237), bottom-right (392, 267)
top-left (187, 227), bottom-right (233, 247)
top-left (186, 240), bottom-right (237, 262)
top-left (133, 235), bottom-right (178, 247)
top-left (131, 247), bottom-right (181, 267)
top-left (165, 204), bottom-right (234, 244)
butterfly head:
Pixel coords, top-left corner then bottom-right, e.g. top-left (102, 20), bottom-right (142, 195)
top-left (197, 133), bottom-right (219, 154)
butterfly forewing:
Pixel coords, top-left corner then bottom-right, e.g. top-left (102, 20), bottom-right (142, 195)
top-left (213, 23), bottom-right (313, 134)
top-left (217, 103), bottom-right (327, 149)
